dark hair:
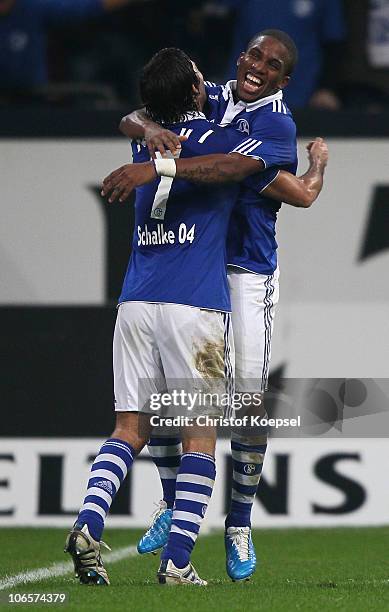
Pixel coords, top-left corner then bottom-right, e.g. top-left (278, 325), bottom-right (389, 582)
top-left (248, 29), bottom-right (298, 75)
top-left (140, 48), bottom-right (199, 125)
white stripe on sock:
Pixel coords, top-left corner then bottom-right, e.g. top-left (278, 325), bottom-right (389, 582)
top-left (231, 450), bottom-right (264, 464)
top-left (173, 510), bottom-right (202, 525)
top-left (174, 491), bottom-right (210, 504)
top-left (183, 452), bottom-right (215, 464)
top-left (158, 467), bottom-right (179, 479)
top-left (233, 471), bottom-right (260, 486)
top-left (79, 502), bottom-right (106, 519)
top-left (86, 486), bottom-right (113, 505)
top-left (231, 490), bottom-right (254, 504)
top-left (170, 525), bottom-right (197, 542)
top-left (104, 441), bottom-right (133, 460)
top-left (176, 473), bottom-right (214, 488)
top-left (94, 453), bottom-right (128, 478)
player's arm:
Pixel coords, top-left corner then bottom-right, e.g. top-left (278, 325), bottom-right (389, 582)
top-left (120, 109), bottom-right (184, 157)
top-left (101, 153), bottom-right (264, 202)
top-left (101, 138), bottom-right (328, 205)
top-left (264, 138), bottom-right (328, 208)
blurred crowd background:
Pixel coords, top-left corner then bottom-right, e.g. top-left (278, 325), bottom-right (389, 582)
top-left (1, 0), bottom-right (389, 112)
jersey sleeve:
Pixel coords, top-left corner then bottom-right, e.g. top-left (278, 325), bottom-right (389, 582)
top-left (203, 82), bottom-right (227, 123)
top-left (242, 167), bottom-right (280, 195)
top-left (230, 113), bottom-right (297, 169)
top-left (40, 0), bottom-right (103, 23)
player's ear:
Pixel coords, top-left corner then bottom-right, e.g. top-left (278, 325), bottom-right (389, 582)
top-left (278, 75), bottom-right (290, 90)
top-left (237, 52), bottom-right (245, 67)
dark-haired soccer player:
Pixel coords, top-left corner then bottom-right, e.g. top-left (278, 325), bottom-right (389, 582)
top-left (66, 47), bottom-right (308, 587)
top-left (103, 30), bottom-right (328, 582)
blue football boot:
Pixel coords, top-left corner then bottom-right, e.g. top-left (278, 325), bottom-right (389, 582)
top-left (225, 526), bottom-right (257, 581)
top-left (137, 500), bottom-right (172, 554)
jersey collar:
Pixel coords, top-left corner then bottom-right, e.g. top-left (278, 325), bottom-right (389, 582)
top-left (224, 80), bottom-right (283, 112)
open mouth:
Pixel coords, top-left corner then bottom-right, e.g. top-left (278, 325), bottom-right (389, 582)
top-left (242, 72), bottom-right (264, 94)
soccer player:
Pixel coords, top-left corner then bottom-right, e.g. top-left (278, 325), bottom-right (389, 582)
top-left (103, 30), bottom-right (328, 582)
top-left (65, 47), bottom-right (297, 587)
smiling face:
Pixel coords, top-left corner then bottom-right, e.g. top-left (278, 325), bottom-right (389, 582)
top-left (236, 35), bottom-right (291, 103)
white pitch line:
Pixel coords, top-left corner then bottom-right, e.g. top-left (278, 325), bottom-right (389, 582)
top-left (0, 545), bottom-right (138, 591)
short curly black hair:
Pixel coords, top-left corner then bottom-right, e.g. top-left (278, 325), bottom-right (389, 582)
top-left (248, 29), bottom-right (298, 75)
top-left (140, 48), bottom-right (199, 125)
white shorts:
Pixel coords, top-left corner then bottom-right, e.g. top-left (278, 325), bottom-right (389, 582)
top-left (113, 302), bottom-right (234, 416)
top-left (228, 267), bottom-right (280, 393)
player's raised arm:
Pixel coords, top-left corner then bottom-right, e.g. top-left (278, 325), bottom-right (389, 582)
top-left (120, 109), bottom-right (184, 158)
top-left (264, 138), bottom-right (328, 208)
top-left (101, 139), bottom-right (328, 205)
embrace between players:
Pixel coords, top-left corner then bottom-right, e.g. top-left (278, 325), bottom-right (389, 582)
top-left (65, 30), bottom-right (328, 586)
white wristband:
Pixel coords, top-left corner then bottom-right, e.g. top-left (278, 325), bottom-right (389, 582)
top-left (154, 158), bottom-right (177, 178)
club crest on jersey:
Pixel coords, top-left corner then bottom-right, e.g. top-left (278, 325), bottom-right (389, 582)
top-left (236, 118), bottom-right (250, 134)
top-left (244, 463), bottom-right (256, 474)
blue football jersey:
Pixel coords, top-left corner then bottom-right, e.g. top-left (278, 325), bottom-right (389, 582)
top-left (205, 81), bottom-right (298, 275)
top-left (119, 113), bottom-right (258, 312)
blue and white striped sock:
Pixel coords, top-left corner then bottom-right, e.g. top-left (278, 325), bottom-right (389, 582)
top-left (148, 437), bottom-right (182, 509)
top-left (77, 437), bottom-right (134, 541)
top-left (161, 452), bottom-right (216, 568)
top-left (225, 433), bottom-right (267, 529)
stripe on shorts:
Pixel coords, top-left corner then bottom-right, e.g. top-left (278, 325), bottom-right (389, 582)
top-left (222, 312), bottom-right (234, 418)
top-left (261, 272), bottom-right (276, 391)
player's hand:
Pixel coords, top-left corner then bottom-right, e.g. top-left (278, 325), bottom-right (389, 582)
top-left (306, 137), bottom-right (328, 167)
top-left (144, 125), bottom-right (187, 158)
top-left (101, 162), bottom-right (156, 203)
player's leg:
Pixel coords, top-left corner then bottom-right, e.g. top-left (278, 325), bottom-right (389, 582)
top-left (64, 302), bottom-right (159, 585)
top-left (156, 304), bottom-right (234, 585)
top-left (148, 436), bottom-right (182, 510)
top-left (225, 267), bottom-right (279, 581)
top-left (158, 425), bottom-right (216, 585)
top-left (137, 435), bottom-right (182, 554)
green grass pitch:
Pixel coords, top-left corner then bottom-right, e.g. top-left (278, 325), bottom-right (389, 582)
top-left (1, 527), bottom-right (388, 611)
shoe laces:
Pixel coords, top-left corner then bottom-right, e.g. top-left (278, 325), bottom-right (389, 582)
top-left (150, 500), bottom-right (168, 526)
top-left (93, 541), bottom-right (110, 568)
top-left (230, 527), bottom-right (250, 561)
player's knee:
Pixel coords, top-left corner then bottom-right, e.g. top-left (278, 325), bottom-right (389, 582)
top-left (182, 436), bottom-right (216, 457)
top-left (111, 412), bottom-right (150, 453)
